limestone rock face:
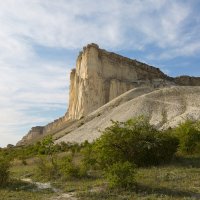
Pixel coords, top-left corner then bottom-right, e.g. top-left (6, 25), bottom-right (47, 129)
top-left (17, 115), bottom-right (69, 146)
top-left (17, 126), bottom-right (44, 146)
top-left (68, 43), bottom-right (172, 120)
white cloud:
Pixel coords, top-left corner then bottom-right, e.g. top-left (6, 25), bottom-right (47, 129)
top-left (0, 0), bottom-right (197, 51)
top-left (0, 0), bottom-right (199, 147)
top-left (0, 127), bottom-right (23, 148)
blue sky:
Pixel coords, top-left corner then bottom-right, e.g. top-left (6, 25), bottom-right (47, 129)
top-left (0, 0), bottom-right (200, 147)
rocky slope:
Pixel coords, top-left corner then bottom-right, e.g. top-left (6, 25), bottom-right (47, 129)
top-left (55, 86), bottom-right (200, 144)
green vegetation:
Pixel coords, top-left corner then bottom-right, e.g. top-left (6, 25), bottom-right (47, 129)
top-left (0, 179), bottom-right (52, 200)
top-left (174, 120), bottom-right (200, 154)
top-left (106, 161), bottom-right (136, 189)
top-left (77, 159), bottom-right (200, 200)
top-left (92, 117), bottom-right (179, 167)
top-left (0, 157), bottom-right (10, 186)
top-left (1, 117), bottom-right (200, 199)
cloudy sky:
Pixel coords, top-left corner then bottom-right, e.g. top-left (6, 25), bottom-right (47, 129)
top-left (0, 0), bottom-right (200, 147)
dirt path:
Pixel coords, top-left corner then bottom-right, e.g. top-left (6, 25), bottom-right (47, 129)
top-left (21, 178), bottom-right (78, 200)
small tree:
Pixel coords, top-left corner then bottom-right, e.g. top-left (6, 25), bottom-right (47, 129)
top-left (36, 136), bottom-right (59, 180)
top-left (39, 136), bottom-right (56, 163)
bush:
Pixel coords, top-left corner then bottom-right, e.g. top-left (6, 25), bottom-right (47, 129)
top-left (36, 156), bottom-right (59, 181)
top-left (93, 117), bottom-right (179, 167)
top-left (59, 156), bottom-right (79, 179)
top-left (59, 156), bottom-right (88, 180)
top-left (106, 161), bottom-right (136, 189)
top-left (35, 136), bottom-right (61, 180)
top-left (175, 120), bottom-right (200, 154)
top-left (0, 157), bottom-right (10, 186)
top-left (81, 143), bottom-right (97, 170)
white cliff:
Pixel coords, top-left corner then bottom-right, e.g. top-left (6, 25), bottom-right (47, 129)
top-left (17, 43), bottom-right (200, 146)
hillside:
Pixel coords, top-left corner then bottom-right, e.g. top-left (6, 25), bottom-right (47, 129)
top-left (55, 86), bottom-right (200, 144)
top-left (17, 44), bottom-right (200, 146)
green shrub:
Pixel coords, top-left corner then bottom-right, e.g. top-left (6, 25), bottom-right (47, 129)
top-left (59, 156), bottom-right (86, 180)
top-left (81, 143), bottom-right (97, 170)
top-left (35, 136), bottom-right (61, 180)
top-left (93, 117), bottom-right (178, 167)
top-left (21, 158), bottom-right (27, 165)
top-left (106, 161), bottom-right (136, 189)
top-left (59, 141), bottom-right (69, 152)
top-left (36, 156), bottom-right (59, 181)
top-left (59, 156), bottom-right (78, 179)
top-left (0, 157), bottom-right (10, 186)
top-left (78, 162), bottom-right (89, 178)
top-left (175, 120), bottom-right (200, 154)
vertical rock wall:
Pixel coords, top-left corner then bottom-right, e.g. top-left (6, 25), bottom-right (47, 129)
top-left (68, 43), bottom-right (170, 120)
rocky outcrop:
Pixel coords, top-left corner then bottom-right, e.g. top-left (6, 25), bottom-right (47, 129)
top-left (17, 126), bottom-right (44, 145)
top-left (174, 76), bottom-right (200, 86)
top-left (68, 43), bottom-right (174, 120)
top-left (17, 115), bottom-right (70, 146)
top-left (17, 43), bottom-right (200, 146)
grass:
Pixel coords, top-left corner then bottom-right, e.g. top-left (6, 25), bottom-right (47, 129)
top-left (0, 179), bottom-right (52, 200)
top-left (0, 190), bottom-right (51, 200)
top-left (11, 164), bottom-right (36, 179)
top-left (0, 160), bottom-right (53, 200)
top-left (1, 155), bottom-right (200, 200)
top-left (77, 156), bottom-right (200, 199)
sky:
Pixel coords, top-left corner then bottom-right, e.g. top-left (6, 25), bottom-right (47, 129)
top-left (0, 0), bottom-right (200, 147)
